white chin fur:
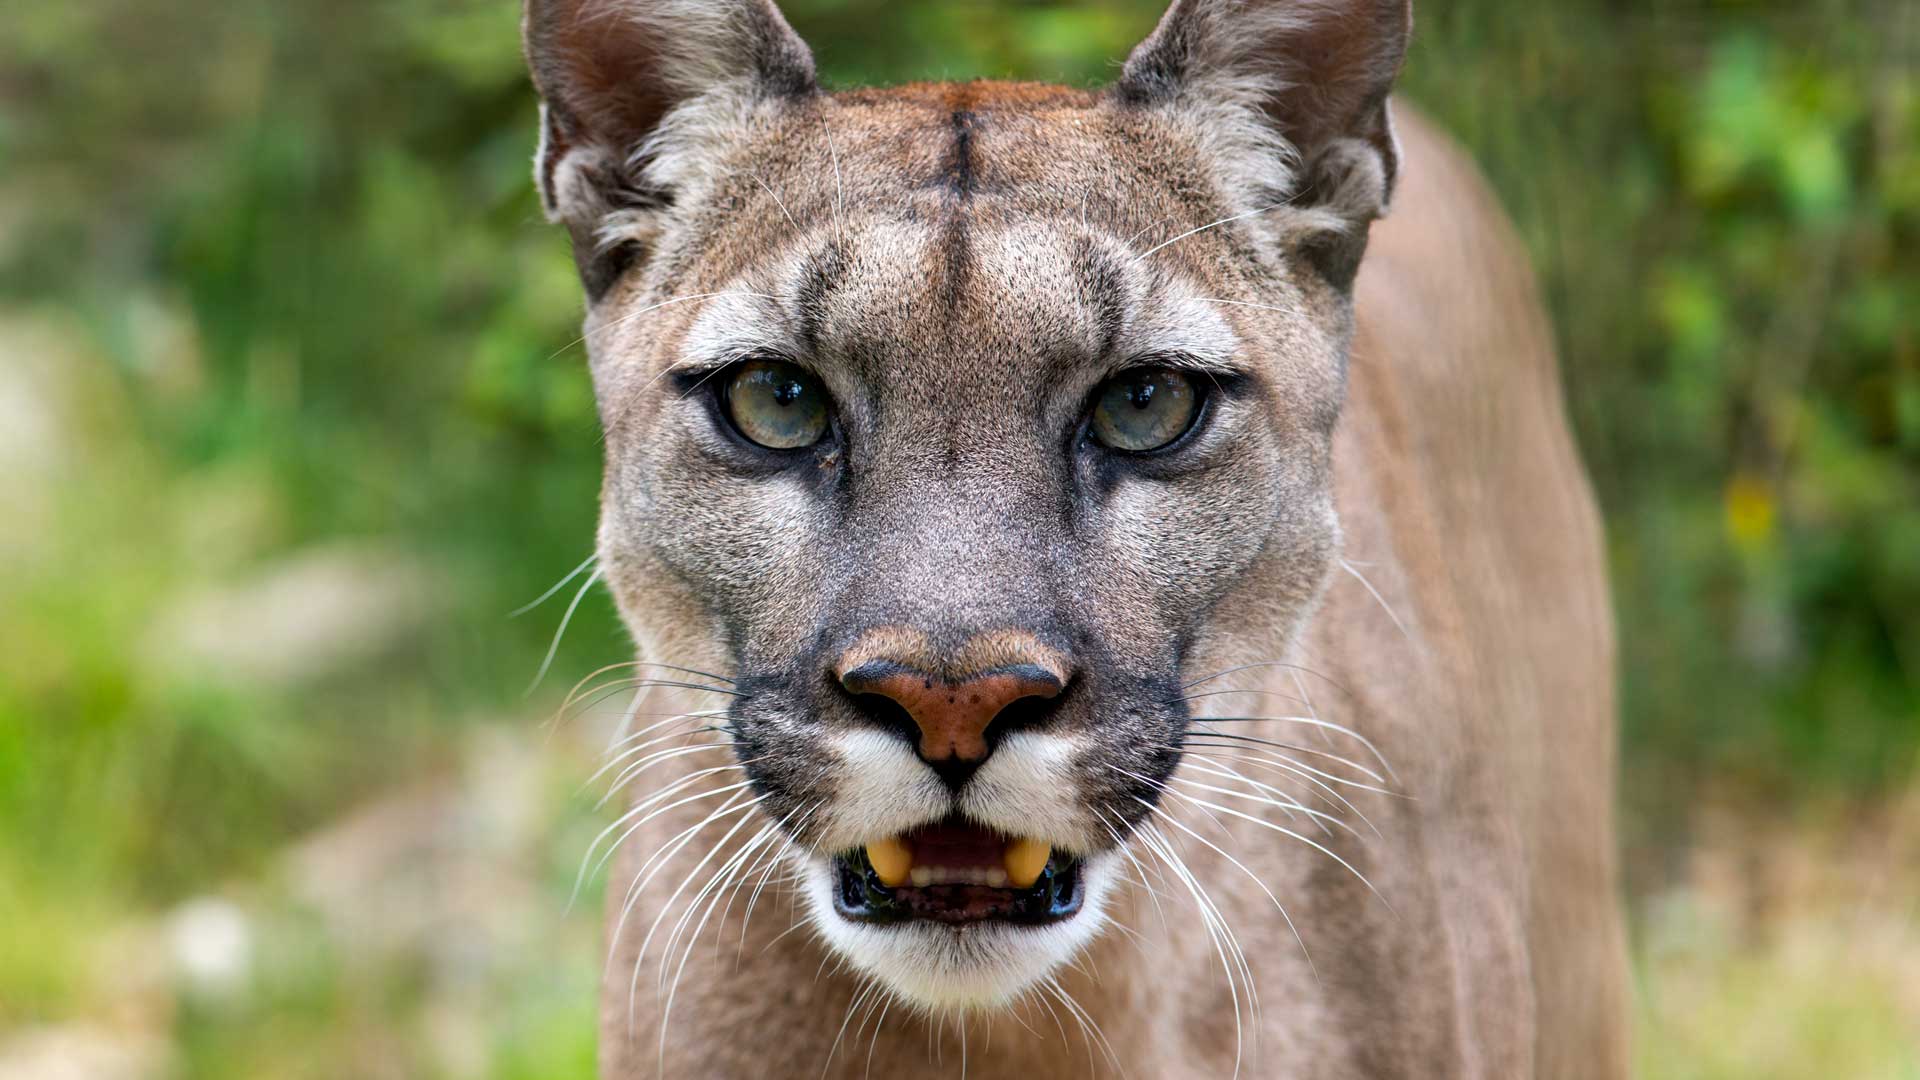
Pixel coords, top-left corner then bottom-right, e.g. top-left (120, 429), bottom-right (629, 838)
top-left (799, 853), bottom-right (1114, 1010)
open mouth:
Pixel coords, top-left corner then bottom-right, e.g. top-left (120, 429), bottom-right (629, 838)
top-left (833, 816), bottom-right (1083, 926)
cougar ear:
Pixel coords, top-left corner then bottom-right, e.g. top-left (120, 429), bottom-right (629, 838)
top-left (1117, 0), bottom-right (1411, 284)
top-left (524, 0), bottom-right (816, 294)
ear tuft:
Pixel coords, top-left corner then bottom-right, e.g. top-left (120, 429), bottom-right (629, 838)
top-left (1118, 0), bottom-right (1410, 280)
top-left (524, 0), bottom-right (816, 292)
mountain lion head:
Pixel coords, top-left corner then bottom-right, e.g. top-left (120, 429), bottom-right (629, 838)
top-left (526, 0), bottom-right (1408, 1011)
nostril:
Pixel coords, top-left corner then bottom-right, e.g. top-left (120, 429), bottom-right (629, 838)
top-left (849, 691), bottom-right (920, 747)
top-left (983, 688), bottom-right (1066, 750)
top-left (832, 648), bottom-right (1073, 782)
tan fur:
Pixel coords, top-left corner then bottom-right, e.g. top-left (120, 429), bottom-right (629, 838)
top-left (832, 626), bottom-right (1073, 686)
top-left (523, 2), bottom-right (1628, 1075)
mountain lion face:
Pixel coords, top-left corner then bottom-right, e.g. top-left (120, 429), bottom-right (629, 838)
top-left (527, 0), bottom-right (1408, 1010)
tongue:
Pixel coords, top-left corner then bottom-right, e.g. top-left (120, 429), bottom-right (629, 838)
top-left (906, 820), bottom-right (1004, 872)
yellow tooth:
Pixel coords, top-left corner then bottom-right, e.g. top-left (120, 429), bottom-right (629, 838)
top-left (865, 836), bottom-right (913, 888)
top-left (1003, 837), bottom-right (1051, 889)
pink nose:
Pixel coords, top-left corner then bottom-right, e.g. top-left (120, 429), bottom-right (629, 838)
top-left (837, 663), bottom-right (1065, 763)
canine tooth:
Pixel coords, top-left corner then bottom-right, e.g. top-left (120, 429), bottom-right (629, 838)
top-left (910, 866), bottom-right (934, 888)
top-left (1003, 837), bottom-right (1051, 889)
top-left (985, 867), bottom-right (1009, 888)
top-left (866, 837), bottom-right (913, 888)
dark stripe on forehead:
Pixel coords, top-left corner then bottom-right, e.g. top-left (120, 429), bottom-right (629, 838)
top-left (944, 109), bottom-right (977, 197)
top-left (938, 211), bottom-right (972, 313)
top-left (937, 93), bottom-right (980, 312)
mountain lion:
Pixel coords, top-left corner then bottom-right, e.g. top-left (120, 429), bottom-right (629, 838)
top-left (522, 0), bottom-right (1629, 1074)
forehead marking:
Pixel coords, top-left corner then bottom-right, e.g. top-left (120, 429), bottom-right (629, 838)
top-left (943, 107), bottom-right (977, 197)
top-left (928, 85), bottom-right (987, 315)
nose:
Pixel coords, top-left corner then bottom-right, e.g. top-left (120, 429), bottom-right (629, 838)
top-left (836, 630), bottom-right (1072, 789)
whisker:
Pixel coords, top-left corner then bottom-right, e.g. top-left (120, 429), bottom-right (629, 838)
top-left (608, 786), bottom-right (756, 1029)
top-left (1113, 765), bottom-right (1237, 837)
top-left (586, 677), bottom-right (745, 699)
top-left (822, 118), bottom-right (846, 233)
top-left (599, 740), bottom-right (740, 807)
top-left (1155, 788), bottom-right (1394, 915)
top-left (642, 797), bottom-right (774, 1064)
top-left (822, 979), bottom-right (878, 1079)
top-left (523, 566), bottom-right (602, 696)
top-left (1183, 728), bottom-right (1390, 784)
top-left (1167, 767), bottom-right (1360, 840)
top-left (849, 983), bottom-right (891, 1078)
top-left (583, 721), bottom-right (723, 793)
top-left (1119, 807), bottom-right (1258, 1041)
top-left (1286, 666), bottom-right (1336, 750)
top-left (509, 551), bottom-right (598, 617)
top-left (1141, 796), bottom-right (1318, 985)
top-left (759, 914), bottom-right (813, 955)
top-left (577, 769), bottom-right (757, 899)
top-left (553, 289), bottom-right (784, 364)
top-left (1339, 557), bottom-right (1413, 642)
top-left (567, 658), bottom-right (739, 690)
top-left (592, 290), bottom-right (796, 443)
top-left (1180, 659), bottom-right (1358, 699)
top-left (667, 819), bottom-right (782, 979)
top-left (1099, 816), bottom-right (1172, 933)
top-left (554, 673), bottom-right (730, 734)
top-left (1043, 976), bottom-right (1126, 1078)
top-left (594, 710), bottom-right (728, 766)
top-left (1185, 741), bottom-right (1398, 800)
top-left (724, 808), bottom-right (810, 964)
top-left (748, 171), bottom-right (803, 232)
top-left (1175, 687), bottom-right (1311, 707)
top-left (1025, 978), bottom-right (1073, 1056)
top-left (1197, 297), bottom-right (1302, 315)
top-left (1182, 752), bottom-right (1383, 838)
top-left (602, 707), bottom-right (730, 748)
top-left (718, 800), bottom-right (814, 958)
top-left (1130, 818), bottom-right (1251, 1076)
top-left (1135, 199), bottom-right (1294, 260)
top-left (1185, 706), bottom-right (1388, 767)
top-left (1182, 741), bottom-right (1396, 806)
top-left (658, 818), bottom-right (788, 1050)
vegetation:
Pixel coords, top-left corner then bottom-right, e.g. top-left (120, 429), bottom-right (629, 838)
top-left (2, 0), bottom-right (1913, 1075)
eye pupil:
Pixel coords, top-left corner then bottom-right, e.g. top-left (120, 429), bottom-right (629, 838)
top-left (1090, 367), bottom-right (1201, 453)
top-left (723, 359), bottom-right (830, 450)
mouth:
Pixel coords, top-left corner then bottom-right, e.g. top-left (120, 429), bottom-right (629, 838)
top-left (832, 816), bottom-right (1084, 926)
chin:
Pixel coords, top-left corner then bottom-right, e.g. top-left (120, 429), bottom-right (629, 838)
top-left (799, 850), bottom-right (1118, 1011)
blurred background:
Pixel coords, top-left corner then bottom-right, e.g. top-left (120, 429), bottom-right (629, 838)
top-left (1, 0), bottom-right (1914, 1076)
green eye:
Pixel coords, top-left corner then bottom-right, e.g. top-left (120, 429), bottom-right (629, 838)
top-left (723, 359), bottom-right (830, 449)
top-left (1090, 368), bottom-right (1201, 452)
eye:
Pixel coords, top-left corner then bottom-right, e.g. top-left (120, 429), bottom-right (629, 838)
top-left (722, 359), bottom-right (830, 450)
top-left (1089, 368), bottom-right (1201, 452)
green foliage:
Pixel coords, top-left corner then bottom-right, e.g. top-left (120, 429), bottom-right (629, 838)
top-left (0, 0), bottom-right (1913, 1073)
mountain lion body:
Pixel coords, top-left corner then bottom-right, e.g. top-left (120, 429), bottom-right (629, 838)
top-left (522, 0), bottom-right (1628, 1075)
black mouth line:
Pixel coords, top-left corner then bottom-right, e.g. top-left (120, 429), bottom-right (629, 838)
top-left (831, 848), bottom-right (1086, 926)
